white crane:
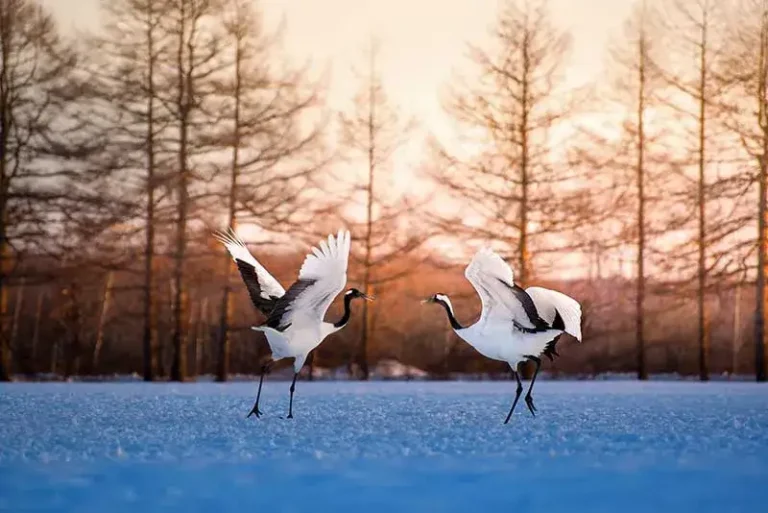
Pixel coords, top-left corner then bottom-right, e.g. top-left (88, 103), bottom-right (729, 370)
top-left (215, 228), bottom-right (372, 419)
top-left (423, 247), bottom-right (582, 423)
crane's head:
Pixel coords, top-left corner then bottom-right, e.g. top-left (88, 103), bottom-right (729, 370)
top-left (345, 288), bottom-right (374, 301)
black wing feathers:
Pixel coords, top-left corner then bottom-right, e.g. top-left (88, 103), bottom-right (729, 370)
top-left (264, 278), bottom-right (317, 332)
top-left (235, 259), bottom-right (280, 315)
top-left (498, 279), bottom-right (550, 332)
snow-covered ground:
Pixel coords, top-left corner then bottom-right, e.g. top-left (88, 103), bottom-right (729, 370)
top-left (1, 381), bottom-right (766, 512)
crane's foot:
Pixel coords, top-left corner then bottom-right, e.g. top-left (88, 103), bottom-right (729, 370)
top-left (246, 405), bottom-right (263, 418)
top-left (524, 394), bottom-right (537, 417)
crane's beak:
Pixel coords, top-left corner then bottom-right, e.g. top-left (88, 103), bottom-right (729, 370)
top-left (421, 297), bottom-right (434, 304)
top-left (362, 293), bottom-right (375, 301)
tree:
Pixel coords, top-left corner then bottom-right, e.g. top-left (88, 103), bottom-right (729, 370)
top-left (0, 0), bottom-right (96, 380)
top-left (607, 0), bottom-right (666, 380)
top-left (431, 0), bottom-right (589, 285)
top-left (430, 0), bottom-right (596, 377)
top-left (212, 0), bottom-right (327, 381)
top-left (655, 0), bottom-right (727, 380)
top-left (338, 41), bottom-right (426, 379)
top-left (87, 0), bottom-right (173, 381)
top-left (159, 0), bottom-right (224, 382)
top-left (718, 0), bottom-right (768, 381)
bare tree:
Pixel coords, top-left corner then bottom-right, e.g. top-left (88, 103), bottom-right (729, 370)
top-left (157, 0), bottom-right (224, 382)
top-left (429, 0), bottom-right (596, 378)
top-left (0, 0), bottom-right (96, 380)
top-left (632, 1), bottom-right (651, 381)
top-left (338, 41), bottom-right (428, 379)
top-left (607, 0), bottom-right (669, 380)
top-left (756, 3), bottom-right (768, 383)
top-left (654, 0), bottom-right (729, 380)
top-left (87, 0), bottom-right (174, 381)
top-left (718, 0), bottom-right (768, 381)
top-left (140, 0), bottom-right (161, 382)
top-left (212, 0), bottom-right (327, 381)
top-left (431, 0), bottom-right (591, 285)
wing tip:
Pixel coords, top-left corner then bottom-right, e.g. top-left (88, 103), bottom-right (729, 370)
top-left (213, 227), bottom-right (245, 248)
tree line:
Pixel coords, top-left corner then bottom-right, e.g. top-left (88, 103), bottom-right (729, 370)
top-left (1, 0), bottom-right (766, 382)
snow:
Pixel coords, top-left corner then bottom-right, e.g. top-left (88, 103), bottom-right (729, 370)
top-left (370, 359), bottom-right (429, 379)
top-left (1, 381), bottom-right (767, 512)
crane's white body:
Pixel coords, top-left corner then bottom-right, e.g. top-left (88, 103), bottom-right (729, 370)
top-left (253, 323), bottom-right (339, 372)
top-left (457, 319), bottom-right (565, 368)
top-left (448, 248), bottom-right (582, 369)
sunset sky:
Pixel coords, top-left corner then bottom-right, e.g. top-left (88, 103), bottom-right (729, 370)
top-left (44, 0), bottom-right (636, 147)
top-left (42, 0), bottom-right (640, 275)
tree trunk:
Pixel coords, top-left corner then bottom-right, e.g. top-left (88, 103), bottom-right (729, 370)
top-left (196, 297), bottom-right (207, 376)
top-left (755, 9), bottom-right (768, 383)
top-left (31, 291), bottom-right (44, 368)
top-left (0, 6), bottom-right (10, 383)
top-left (64, 285), bottom-right (82, 379)
top-left (697, 11), bottom-right (710, 382)
top-left (217, 34), bottom-right (242, 383)
top-left (518, 29), bottom-right (533, 379)
top-left (756, 158), bottom-right (767, 382)
top-left (142, 0), bottom-right (158, 382)
top-left (50, 338), bottom-right (58, 376)
top-left (9, 277), bottom-right (23, 365)
top-left (187, 294), bottom-right (197, 378)
top-left (359, 44), bottom-right (376, 381)
top-left (170, 3), bottom-right (190, 382)
top-left (307, 351), bottom-right (315, 381)
top-left (92, 271), bottom-right (114, 370)
top-left (733, 284), bottom-right (741, 376)
top-left (0, 276), bottom-right (9, 381)
top-left (636, 30), bottom-right (648, 381)
top-left (518, 30), bottom-right (531, 288)
top-left (0, 224), bottom-right (9, 380)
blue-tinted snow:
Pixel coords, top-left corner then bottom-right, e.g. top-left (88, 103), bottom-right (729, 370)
top-left (1, 381), bottom-right (767, 512)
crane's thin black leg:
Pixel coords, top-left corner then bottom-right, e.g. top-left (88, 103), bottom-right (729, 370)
top-left (286, 372), bottom-right (298, 419)
top-left (504, 370), bottom-right (524, 424)
top-left (524, 356), bottom-right (542, 417)
top-left (247, 360), bottom-right (272, 418)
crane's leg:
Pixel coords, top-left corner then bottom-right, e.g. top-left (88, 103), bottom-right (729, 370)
top-left (503, 369), bottom-right (524, 424)
top-left (524, 356), bottom-right (542, 417)
top-left (247, 360), bottom-right (273, 418)
top-left (286, 372), bottom-right (299, 419)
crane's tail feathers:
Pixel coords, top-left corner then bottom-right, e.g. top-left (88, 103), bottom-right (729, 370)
top-left (525, 286), bottom-right (582, 341)
top-left (543, 334), bottom-right (562, 361)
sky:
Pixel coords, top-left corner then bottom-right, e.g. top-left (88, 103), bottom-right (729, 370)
top-left (44, 0), bottom-right (636, 146)
top-left (42, 0), bottom-right (639, 275)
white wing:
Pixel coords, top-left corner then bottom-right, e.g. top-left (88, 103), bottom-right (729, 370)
top-left (464, 248), bottom-right (547, 330)
top-left (213, 229), bottom-right (286, 301)
top-left (265, 229), bottom-right (351, 331)
top-left (526, 286), bottom-right (582, 341)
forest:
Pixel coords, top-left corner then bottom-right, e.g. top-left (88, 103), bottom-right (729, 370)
top-left (1, 0), bottom-right (767, 382)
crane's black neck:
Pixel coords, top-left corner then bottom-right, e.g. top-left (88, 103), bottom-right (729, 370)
top-left (333, 293), bottom-right (356, 329)
top-left (437, 298), bottom-right (464, 331)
